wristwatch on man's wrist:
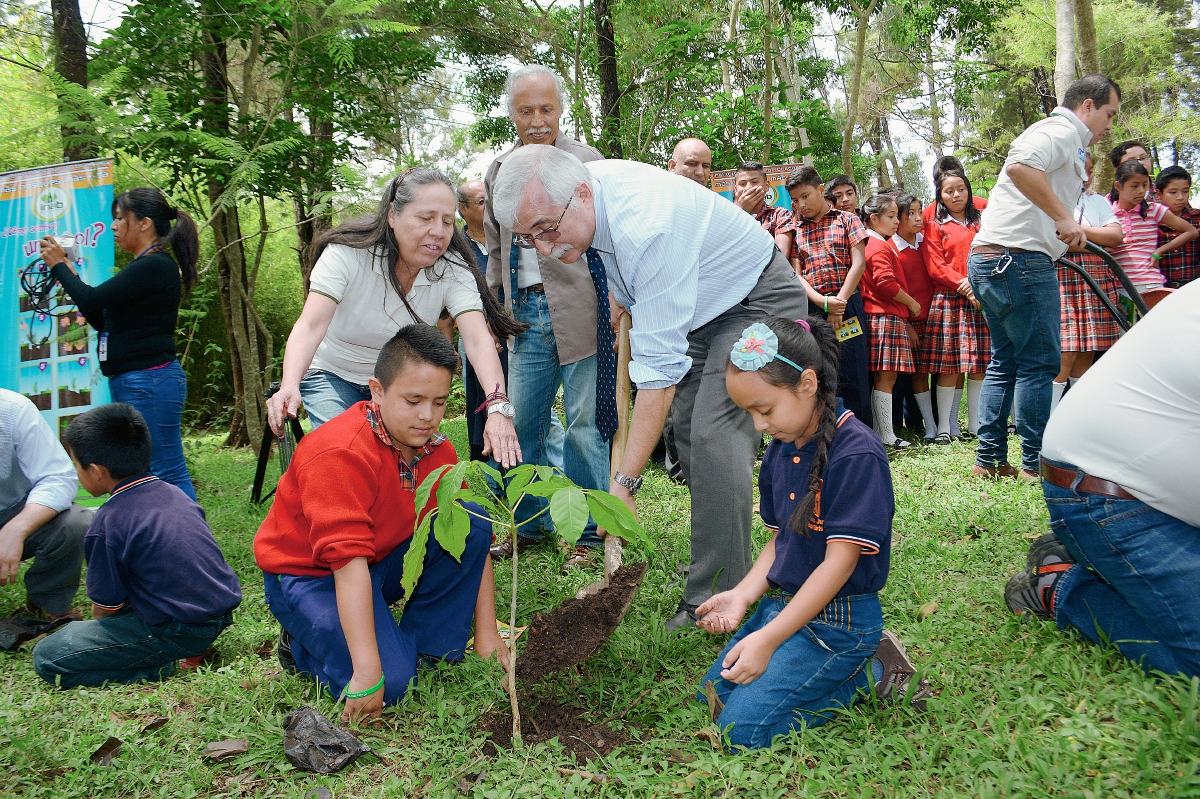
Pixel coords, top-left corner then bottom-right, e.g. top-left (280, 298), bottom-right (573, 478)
top-left (486, 400), bottom-right (515, 419)
top-left (613, 470), bottom-right (643, 496)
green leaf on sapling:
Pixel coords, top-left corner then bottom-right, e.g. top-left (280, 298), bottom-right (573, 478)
top-left (414, 465), bottom-right (453, 526)
top-left (399, 512), bottom-right (433, 611)
top-left (471, 461), bottom-right (505, 492)
top-left (454, 488), bottom-right (500, 518)
top-left (433, 462), bottom-right (471, 560)
top-left (585, 490), bottom-right (649, 545)
top-left (549, 486), bottom-right (589, 546)
top-left (504, 464), bottom-right (538, 505)
top-left (519, 476), bottom-right (577, 498)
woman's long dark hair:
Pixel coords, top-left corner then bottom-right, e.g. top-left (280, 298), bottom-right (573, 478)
top-left (1110, 160), bottom-right (1151, 218)
top-left (112, 188), bottom-right (199, 297)
top-left (935, 169), bottom-right (981, 228)
top-left (735, 315), bottom-right (841, 536)
top-left (311, 168), bottom-right (526, 339)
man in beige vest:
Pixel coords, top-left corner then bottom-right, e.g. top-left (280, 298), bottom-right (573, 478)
top-left (483, 65), bottom-right (607, 571)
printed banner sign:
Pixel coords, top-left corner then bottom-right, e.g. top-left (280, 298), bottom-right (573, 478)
top-left (0, 158), bottom-right (115, 436)
top-left (711, 163), bottom-right (803, 212)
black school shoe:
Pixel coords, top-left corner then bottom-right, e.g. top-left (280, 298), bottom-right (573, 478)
top-left (665, 600), bottom-right (700, 633)
top-left (1005, 532), bottom-right (1076, 618)
top-left (873, 630), bottom-right (933, 711)
top-left (278, 627), bottom-right (298, 674)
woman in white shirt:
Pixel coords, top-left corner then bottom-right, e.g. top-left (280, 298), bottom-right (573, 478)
top-left (268, 169), bottom-right (526, 467)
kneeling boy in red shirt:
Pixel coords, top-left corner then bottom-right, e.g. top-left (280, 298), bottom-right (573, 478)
top-left (254, 324), bottom-right (507, 723)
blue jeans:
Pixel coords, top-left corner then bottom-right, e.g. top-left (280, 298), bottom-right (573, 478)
top-left (263, 504), bottom-right (491, 706)
top-left (32, 608), bottom-right (233, 688)
top-left (1044, 473), bottom-right (1200, 678)
top-left (108, 360), bottom-right (195, 500)
top-left (507, 289), bottom-right (606, 546)
top-left (697, 593), bottom-right (883, 749)
top-left (968, 251), bottom-right (1060, 471)
top-left (299, 369), bottom-right (371, 429)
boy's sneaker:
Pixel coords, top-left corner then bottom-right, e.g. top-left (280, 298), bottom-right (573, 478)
top-left (1006, 532), bottom-right (1075, 618)
top-left (873, 630), bottom-right (933, 711)
top-left (278, 627), bottom-right (298, 674)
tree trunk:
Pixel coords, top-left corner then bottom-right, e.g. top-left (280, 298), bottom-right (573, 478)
top-left (840, 0), bottom-right (878, 176)
top-left (1054, 0), bottom-right (1076, 105)
top-left (294, 117), bottom-right (334, 290)
top-left (50, 0), bottom-right (96, 161)
top-left (1073, 0), bottom-right (1100, 74)
top-left (1031, 66), bottom-right (1056, 117)
top-left (594, 0), bottom-right (622, 158)
top-left (761, 0), bottom-right (774, 164)
top-left (925, 48), bottom-right (944, 159)
top-left (200, 22), bottom-right (270, 448)
top-left (721, 0), bottom-right (743, 98)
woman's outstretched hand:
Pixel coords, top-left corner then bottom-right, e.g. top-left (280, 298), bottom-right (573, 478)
top-left (482, 413), bottom-right (522, 470)
top-left (267, 385), bottom-right (303, 437)
top-left (696, 590), bottom-right (751, 635)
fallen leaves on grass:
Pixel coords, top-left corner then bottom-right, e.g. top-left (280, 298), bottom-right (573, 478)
top-left (141, 717), bottom-right (168, 733)
top-left (89, 736), bottom-right (122, 766)
top-left (693, 727), bottom-right (722, 750)
top-left (919, 601), bottom-right (939, 621)
top-left (202, 739), bottom-right (249, 760)
top-left (557, 767), bottom-right (615, 785)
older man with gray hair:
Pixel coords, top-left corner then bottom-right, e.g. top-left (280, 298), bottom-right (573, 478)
top-left (483, 65), bottom-right (608, 572)
top-left (492, 146), bottom-right (810, 630)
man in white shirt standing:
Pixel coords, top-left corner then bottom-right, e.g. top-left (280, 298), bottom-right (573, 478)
top-left (968, 74), bottom-right (1121, 479)
top-left (0, 389), bottom-right (90, 620)
top-left (491, 146), bottom-right (809, 630)
top-left (1006, 281), bottom-right (1200, 679)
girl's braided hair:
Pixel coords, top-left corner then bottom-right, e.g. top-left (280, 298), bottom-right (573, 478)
top-left (743, 314), bottom-right (841, 535)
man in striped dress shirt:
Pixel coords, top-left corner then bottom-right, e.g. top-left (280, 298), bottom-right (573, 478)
top-left (492, 146), bottom-right (809, 631)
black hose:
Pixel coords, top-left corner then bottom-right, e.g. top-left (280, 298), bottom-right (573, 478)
top-left (1056, 257), bottom-right (1131, 332)
top-left (1084, 241), bottom-right (1148, 316)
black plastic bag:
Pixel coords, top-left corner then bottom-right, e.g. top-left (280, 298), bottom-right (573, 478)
top-left (0, 616), bottom-right (71, 651)
top-left (283, 707), bottom-right (370, 773)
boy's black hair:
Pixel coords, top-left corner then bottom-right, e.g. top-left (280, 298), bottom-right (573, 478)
top-left (734, 161), bottom-right (768, 181)
top-left (1108, 139), bottom-right (1146, 169)
top-left (934, 169), bottom-right (982, 227)
top-left (62, 403), bottom-right (152, 480)
top-left (1111, 160), bottom-right (1151, 217)
top-left (785, 165), bottom-right (823, 191)
top-left (727, 315), bottom-right (840, 536)
top-left (1156, 165), bottom-right (1192, 194)
top-left (374, 323), bottom-right (460, 389)
top-left (825, 174), bottom-right (858, 199)
top-left (933, 155), bottom-right (965, 182)
top-left (1063, 74), bottom-right (1121, 112)
top-left (860, 193), bottom-right (898, 227)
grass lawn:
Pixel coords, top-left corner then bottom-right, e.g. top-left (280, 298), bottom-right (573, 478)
top-left (3, 416), bottom-right (1200, 798)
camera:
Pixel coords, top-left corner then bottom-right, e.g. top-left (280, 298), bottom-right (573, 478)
top-left (53, 234), bottom-right (80, 264)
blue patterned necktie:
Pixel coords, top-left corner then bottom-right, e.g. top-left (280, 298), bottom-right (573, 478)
top-left (586, 247), bottom-right (618, 441)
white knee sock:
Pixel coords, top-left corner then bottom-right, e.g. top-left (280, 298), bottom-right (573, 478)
top-left (1050, 381), bottom-right (1067, 413)
top-left (1068, 375), bottom-right (1079, 387)
top-left (872, 390), bottom-right (896, 445)
top-left (950, 388), bottom-right (964, 435)
top-left (966, 378), bottom-right (984, 434)
top-left (915, 391), bottom-right (936, 439)
top-left (936, 384), bottom-right (956, 436)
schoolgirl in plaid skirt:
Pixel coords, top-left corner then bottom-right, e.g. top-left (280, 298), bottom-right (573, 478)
top-left (920, 170), bottom-right (989, 442)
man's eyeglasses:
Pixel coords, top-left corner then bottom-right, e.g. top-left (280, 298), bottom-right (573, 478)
top-left (513, 187), bottom-right (576, 249)
top-left (459, 198), bottom-right (486, 206)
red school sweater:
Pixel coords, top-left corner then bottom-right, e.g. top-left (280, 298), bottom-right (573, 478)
top-left (921, 216), bottom-right (980, 291)
top-left (891, 236), bottom-right (933, 321)
top-left (253, 402), bottom-right (458, 576)
top-left (861, 235), bottom-right (911, 318)
top-left (922, 196), bottom-right (987, 223)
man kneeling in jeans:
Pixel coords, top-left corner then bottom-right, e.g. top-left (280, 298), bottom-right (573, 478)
top-left (1006, 281), bottom-right (1200, 678)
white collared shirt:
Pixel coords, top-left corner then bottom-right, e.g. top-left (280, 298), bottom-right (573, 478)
top-left (891, 233), bottom-right (923, 252)
top-left (975, 106), bottom-right (1092, 259)
top-left (0, 389), bottom-right (78, 515)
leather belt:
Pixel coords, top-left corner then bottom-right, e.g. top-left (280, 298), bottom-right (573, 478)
top-left (519, 283), bottom-right (545, 294)
top-left (971, 244), bottom-right (1036, 256)
top-left (1040, 459), bottom-right (1136, 500)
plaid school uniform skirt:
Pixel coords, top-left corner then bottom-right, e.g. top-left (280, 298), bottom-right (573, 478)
top-left (1058, 253), bottom-right (1122, 351)
top-left (910, 320), bottom-right (928, 372)
top-left (921, 290), bottom-right (991, 374)
top-left (867, 313), bottom-right (915, 373)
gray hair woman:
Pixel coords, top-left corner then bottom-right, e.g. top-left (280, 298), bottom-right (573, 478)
top-left (268, 168), bottom-right (526, 467)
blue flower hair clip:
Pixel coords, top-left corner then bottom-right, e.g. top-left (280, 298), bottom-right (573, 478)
top-left (730, 322), bottom-right (805, 373)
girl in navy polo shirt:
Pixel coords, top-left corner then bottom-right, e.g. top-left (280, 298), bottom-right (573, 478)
top-left (695, 316), bottom-right (930, 749)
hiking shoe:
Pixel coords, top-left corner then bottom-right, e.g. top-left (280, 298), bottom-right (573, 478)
top-left (972, 463), bottom-right (1018, 479)
top-left (562, 544), bottom-right (601, 574)
top-left (278, 627), bottom-right (298, 673)
top-left (488, 534), bottom-right (538, 560)
top-left (873, 630), bottom-right (933, 711)
top-left (1026, 532), bottom-right (1075, 577)
top-left (1007, 531), bottom-right (1075, 618)
top-left (665, 600), bottom-right (700, 633)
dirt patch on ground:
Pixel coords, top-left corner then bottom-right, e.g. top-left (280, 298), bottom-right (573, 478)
top-left (479, 700), bottom-right (626, 762)
top-left (517, 562), bottom-right (647, 684)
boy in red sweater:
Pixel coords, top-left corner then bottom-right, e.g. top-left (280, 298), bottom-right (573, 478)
top-left (255, 324), bottom-right (507, 723)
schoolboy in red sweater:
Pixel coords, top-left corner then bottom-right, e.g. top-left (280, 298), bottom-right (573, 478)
top-left (255, 324), bottom-right (507, 724)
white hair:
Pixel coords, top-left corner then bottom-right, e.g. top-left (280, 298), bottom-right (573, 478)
top-left (492, 145), bottom-right (588, 230)
top-left (504, 65), bottom-right (567, 121)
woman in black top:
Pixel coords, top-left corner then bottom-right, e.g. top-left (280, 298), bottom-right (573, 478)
top-left (40, 188), bottom-right (200, 500)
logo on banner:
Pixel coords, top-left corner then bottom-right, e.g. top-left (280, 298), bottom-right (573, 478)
top-left (32, 186), bottom-right (70, 221)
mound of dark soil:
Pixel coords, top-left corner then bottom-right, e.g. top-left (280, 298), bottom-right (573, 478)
top-left (480, 700), bottom-right (625, 762)
top-left (517, 562), bottom-right (648, 683)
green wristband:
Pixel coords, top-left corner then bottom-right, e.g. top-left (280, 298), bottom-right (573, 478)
top-left (1151, 252), bottom-right (1162, 260)
top-left (823, 296), bottom-right (829, 313)
top-left (344, 673), bottom-right (385, 700)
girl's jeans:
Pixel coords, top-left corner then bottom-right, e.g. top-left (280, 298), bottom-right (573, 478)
top-left (108, 360), bottom-right (195, 500)
top-left (299, 369), bottom-right (372, 429)
top-left (697, 593), bottom-right (883, 749)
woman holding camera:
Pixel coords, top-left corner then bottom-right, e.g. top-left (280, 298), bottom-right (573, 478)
top-left (40, 188), bottom-right (199, 500)
top-left (267, 168), bottom-right (526, 468)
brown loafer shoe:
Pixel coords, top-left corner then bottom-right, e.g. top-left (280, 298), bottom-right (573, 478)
top-left (488, 534), bottom-right (538, 560)
top-left (562, 544), bottom-right (600, 573)
top-left (21, 599), bottom-right (82, 622)
top-left (971, 463), bottom-right (1018, 479)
